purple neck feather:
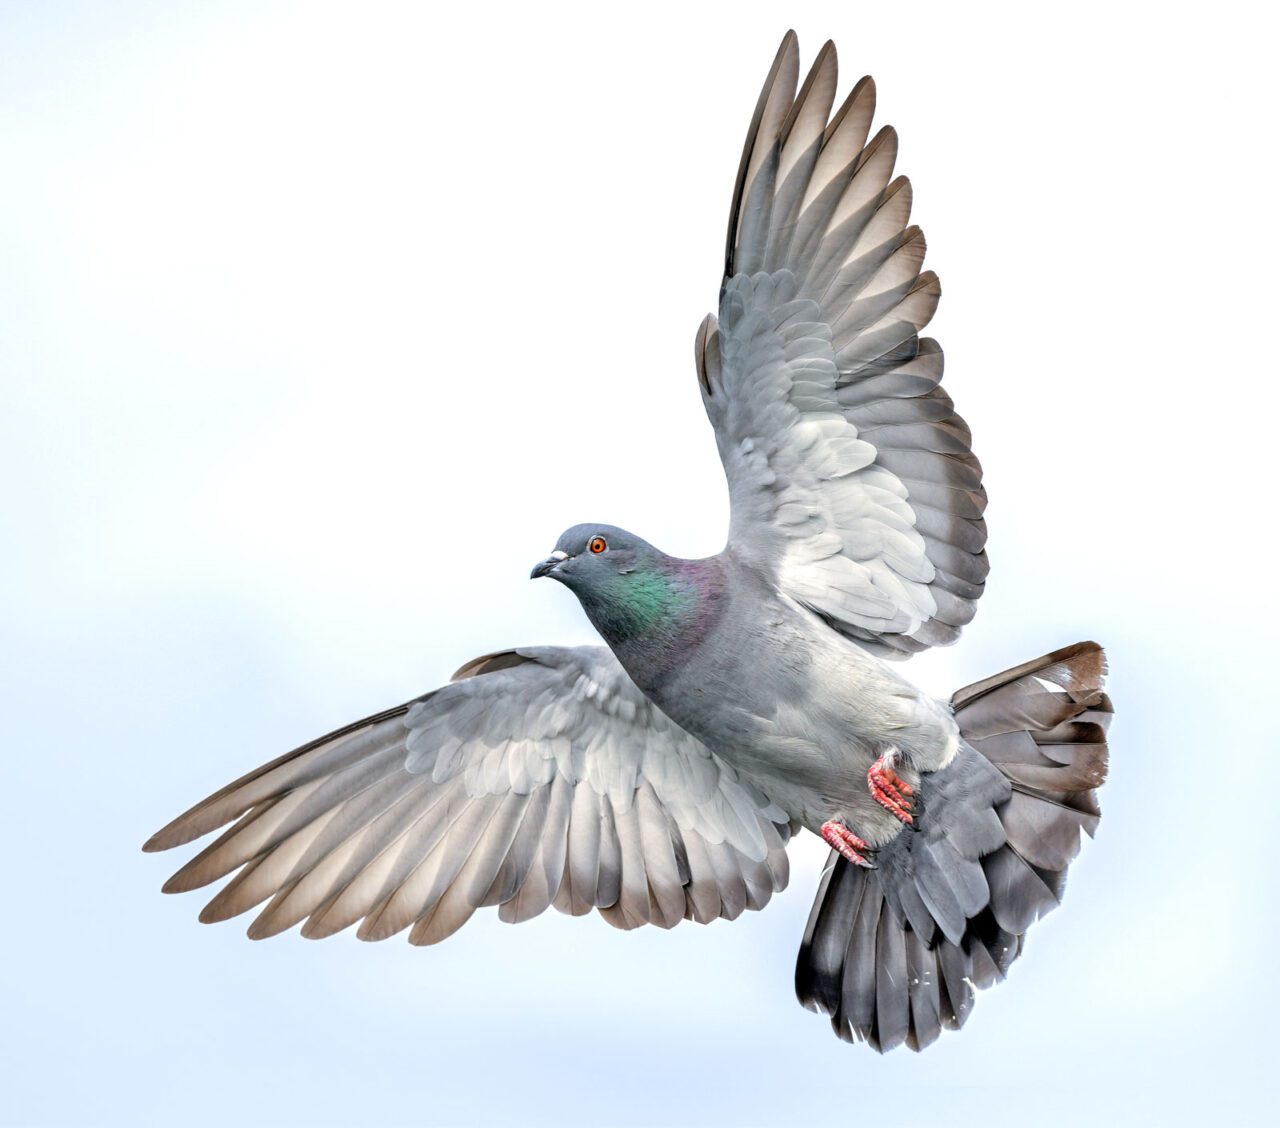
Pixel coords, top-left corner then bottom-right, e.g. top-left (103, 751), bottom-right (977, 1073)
top-left (585, 555), bottom-right (727, 691)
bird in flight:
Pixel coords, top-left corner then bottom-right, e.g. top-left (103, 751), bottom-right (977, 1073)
top-left (146, 32), bottom-right (1112, 1053)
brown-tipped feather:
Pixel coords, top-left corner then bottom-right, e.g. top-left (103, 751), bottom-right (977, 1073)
top-left (725, 31), bottom-right (799, 277)
top-left (143, 703), bottom-right (420, 853)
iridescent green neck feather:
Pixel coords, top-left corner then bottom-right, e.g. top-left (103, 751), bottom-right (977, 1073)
top-left (606, 569), bottom-right (692, 637)
top-left (577, 557), bottom-right (726, 689)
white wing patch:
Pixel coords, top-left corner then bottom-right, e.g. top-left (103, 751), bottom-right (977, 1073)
top-left (713, 271), bottom-right (939, 640)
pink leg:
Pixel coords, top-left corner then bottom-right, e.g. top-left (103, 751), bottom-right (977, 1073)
top-left (821, 820), bottom-right (875, 868)
top-left (868, 749), bottom-right (915, 826)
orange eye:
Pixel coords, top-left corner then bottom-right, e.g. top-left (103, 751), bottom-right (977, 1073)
top-left (588, 536), bottom-right (607, 554)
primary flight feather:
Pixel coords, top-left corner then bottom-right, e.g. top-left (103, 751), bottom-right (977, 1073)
top-left (146, 32), bottom-right (1111, 1053)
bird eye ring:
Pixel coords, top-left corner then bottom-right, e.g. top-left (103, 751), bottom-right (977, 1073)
top-left (588, 536), bottom-right (607, 554)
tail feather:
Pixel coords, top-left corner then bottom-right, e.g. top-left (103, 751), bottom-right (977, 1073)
top-left (795, 848), bottom-right (862, 1017)
top-left (836, 873), bottom-right (883, 1042)
top-left (795, 641), bottom-right (1112, 1052)
top-left (904, 927), bottom-right (942, 1050)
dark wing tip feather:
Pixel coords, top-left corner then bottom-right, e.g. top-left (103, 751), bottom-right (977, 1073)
top-left (780, 39), bottom-right (837, 146)
top-left (141, 701), bottom-right (419, 853)
top-left (725, 31), bottom-right (800, 276)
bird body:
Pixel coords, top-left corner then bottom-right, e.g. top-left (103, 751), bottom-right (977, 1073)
top-left (571, 535), bottom-right (959, 843)
top-left (145, 32), bottom-right (1112, 1053)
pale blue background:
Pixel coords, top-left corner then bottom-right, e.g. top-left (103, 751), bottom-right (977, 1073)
top-left (2, 2), bottom-right (1274, 1125)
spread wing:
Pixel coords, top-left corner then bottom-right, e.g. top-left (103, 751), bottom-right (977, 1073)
top-left (696, 33), bottom-right (988, 658)
top-left (145, 646), bottom-right (791, 943)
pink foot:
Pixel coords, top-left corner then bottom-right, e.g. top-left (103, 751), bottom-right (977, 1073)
top-left (868, 750), bottom-right (915, 826)
top-left (821, 820), bottom-right (876, 868)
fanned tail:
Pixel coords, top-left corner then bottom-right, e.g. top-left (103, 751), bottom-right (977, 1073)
top-left (795, 641), bottom-right (1112, 1052)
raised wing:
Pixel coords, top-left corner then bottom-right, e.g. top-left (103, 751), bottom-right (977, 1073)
top-left (696, 34), bottom-right (988, 658)
top-left (145, 647), bottom-right (791, 943)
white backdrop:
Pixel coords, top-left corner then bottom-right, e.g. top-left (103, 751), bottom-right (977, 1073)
top-left (2, 2), bottom-right (1275, 1124)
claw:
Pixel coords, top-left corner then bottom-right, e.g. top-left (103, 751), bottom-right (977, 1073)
top-left (821, 820), bottom-right (876, 868)
top-left (869, 750), bottom-right (915, 826)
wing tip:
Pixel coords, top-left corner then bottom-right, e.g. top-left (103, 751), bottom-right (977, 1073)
top-left (160, 869), bottom-right (204, 895)
top-left (694, 312), bottom-right (720, 395)
top-left (142, 820), bottom-right (194, 854)
top-left (451, 649), bottom-right (530, 681)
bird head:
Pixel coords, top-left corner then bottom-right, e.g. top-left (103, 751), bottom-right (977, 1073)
top-left (532, 524), bottom-right (700, 655)
top-left (530, 523), bottom-right (658, 590)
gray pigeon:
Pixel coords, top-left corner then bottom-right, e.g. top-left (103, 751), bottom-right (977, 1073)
top-left (145, 32), bottom-right (1112, 1053)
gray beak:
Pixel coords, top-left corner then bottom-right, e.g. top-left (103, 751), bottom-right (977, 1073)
top-left (530, 550), bottom-right (569, 579)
